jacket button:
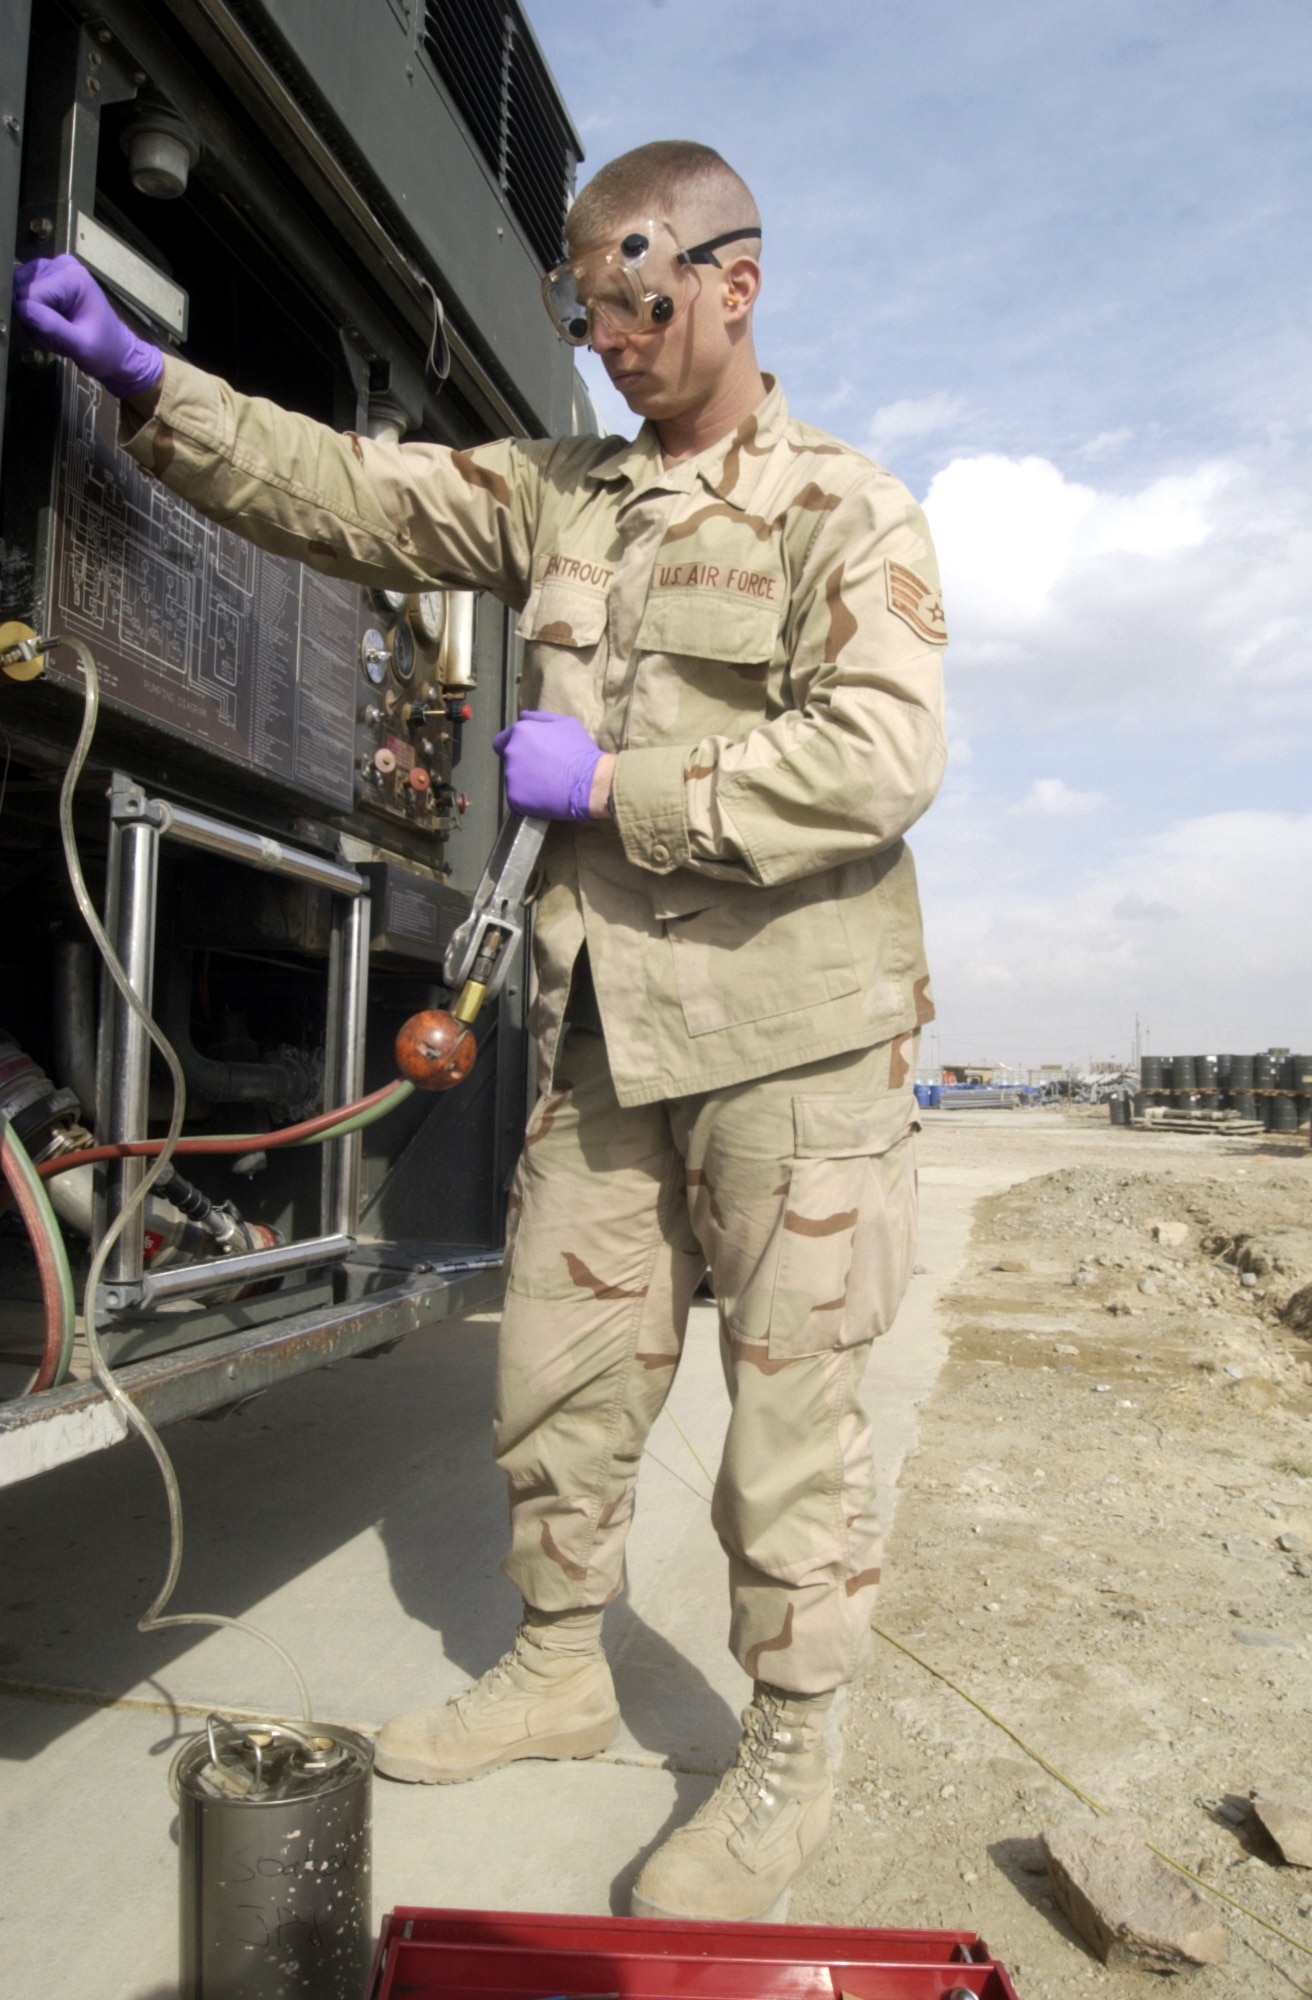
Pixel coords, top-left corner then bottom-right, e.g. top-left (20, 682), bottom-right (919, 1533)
top-left (650, 841), bottom-right (670, 866)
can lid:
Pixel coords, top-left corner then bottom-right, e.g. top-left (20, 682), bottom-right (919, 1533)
top-left (175, 1714), bottom-right (370, 1803)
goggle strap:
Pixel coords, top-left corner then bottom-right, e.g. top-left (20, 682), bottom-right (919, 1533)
top-left (678, 226), bottom-right (763, 268)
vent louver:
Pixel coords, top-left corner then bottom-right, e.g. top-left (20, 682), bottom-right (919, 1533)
top-left (422, 0), bottom-right (577, 270)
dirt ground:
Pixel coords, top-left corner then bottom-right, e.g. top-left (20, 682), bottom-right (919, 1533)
top-left (794, 1109), bottom-right (1312, 1997)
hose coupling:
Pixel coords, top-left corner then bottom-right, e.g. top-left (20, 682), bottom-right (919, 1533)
top-left (0, 623), bottom-right (56, 680)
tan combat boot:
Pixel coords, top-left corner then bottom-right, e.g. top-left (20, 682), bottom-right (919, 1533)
top-left (630, 1683), bottom-right (834, 1920)
top-left (375, 1606), bottom-right (618, 1784)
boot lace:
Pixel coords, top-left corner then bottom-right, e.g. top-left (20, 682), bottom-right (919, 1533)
top-left (449, 1629), bottom-right (539, 1714)
top-left (699, 1687), bottom-right (793, 1829)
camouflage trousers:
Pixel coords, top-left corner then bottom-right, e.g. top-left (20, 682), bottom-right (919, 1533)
top-left (494, 1023), bottom-right (919, 1694)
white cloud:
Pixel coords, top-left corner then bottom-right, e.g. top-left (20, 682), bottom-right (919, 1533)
top-left (1113, 891), bottom-right (1180, 923)
top-left (868, 391), bottom-right (967, 457)
top-left (917, 805), bottom-right (1312, 1064)
top-left (1009, 777), bottom-right (1108, 817)
top-left (922, 448), bottom-right (1312, 739)
top-left (1078, 428), bottom-right (1135, 460)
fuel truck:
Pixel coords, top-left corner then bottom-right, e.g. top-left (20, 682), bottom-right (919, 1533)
top-left (0, 0), bottom-right (589, 1484)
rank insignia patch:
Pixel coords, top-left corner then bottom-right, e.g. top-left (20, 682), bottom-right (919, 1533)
top-left (886, 561), bottom-right (948, 644)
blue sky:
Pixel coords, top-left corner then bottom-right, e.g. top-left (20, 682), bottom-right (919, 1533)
top-left (529, 0), bottom-right (1312, 1067)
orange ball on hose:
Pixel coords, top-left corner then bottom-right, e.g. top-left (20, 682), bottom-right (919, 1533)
top-left (394, 1010), bottom-right (477, 1091)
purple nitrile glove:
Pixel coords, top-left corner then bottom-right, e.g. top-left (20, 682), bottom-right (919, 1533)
top-left (13, 255), bottom-right (164, 400)
top-left (493, 710), bottom-right (602, 822)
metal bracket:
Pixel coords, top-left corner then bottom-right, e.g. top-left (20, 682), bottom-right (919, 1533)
top-left (108, 773), bottom-right (168, 828)
top-left (96, 774), bottom-right (370, 1290)
top-left (98, 1231), bottom-right (358, 1318)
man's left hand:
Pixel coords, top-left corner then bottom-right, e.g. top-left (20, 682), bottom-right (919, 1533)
top-left (493, 710), bottom-right (613, 821)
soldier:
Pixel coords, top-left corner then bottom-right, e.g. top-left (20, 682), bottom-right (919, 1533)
top-left (15, 139), bottom-right (947, 1920)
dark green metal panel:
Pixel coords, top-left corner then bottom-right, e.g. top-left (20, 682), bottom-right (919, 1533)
top-left (0, 0), bottom-right (33, 466)
top-left (252, 0), bottom-right (580, 436)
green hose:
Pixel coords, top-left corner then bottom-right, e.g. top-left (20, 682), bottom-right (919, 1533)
top-left (287, 1078), bottom-right (414, 1145)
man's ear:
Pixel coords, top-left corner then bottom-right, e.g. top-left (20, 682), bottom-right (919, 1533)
top-left (721, 254), bottom-right (762, 320)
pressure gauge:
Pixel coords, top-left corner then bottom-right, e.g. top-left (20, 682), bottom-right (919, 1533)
top-left (409, 590), bottom-right (446, 647)
top-left (360, 627), bottom-right (389, 685)
top-left (391, 618), bottom-right (417, 684)
top-left (370, 588), bottom-right (407, 617)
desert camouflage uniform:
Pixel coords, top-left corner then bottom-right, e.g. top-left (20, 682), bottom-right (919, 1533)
top-left (122, 365), bottom-right (947, 1690)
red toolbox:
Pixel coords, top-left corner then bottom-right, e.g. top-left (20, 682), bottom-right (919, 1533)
top-left (367, 1908), bottom-right (1021, 2000)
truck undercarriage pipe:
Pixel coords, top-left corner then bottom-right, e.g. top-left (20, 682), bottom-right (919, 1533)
top-left (160, 948), bottom-right (319, 1108)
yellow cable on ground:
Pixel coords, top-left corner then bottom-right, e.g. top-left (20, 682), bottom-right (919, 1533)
top-left (871, 1624), bottom-right (1312, 1965)
top-left (663, 1403), bottom-right (715, 1490)
top-left (657, 1407), bottom-right (1312, 1966)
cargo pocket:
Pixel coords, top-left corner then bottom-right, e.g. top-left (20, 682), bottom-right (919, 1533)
top-left (766, 1091), bottom-right (917, 1361)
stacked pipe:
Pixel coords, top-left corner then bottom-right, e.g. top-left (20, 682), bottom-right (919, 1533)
top-left (1135, 1051), bottom-right (1311, 1130)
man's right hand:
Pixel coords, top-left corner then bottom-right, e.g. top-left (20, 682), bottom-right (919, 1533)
top-left (13, 255), bottom-right (164, 401)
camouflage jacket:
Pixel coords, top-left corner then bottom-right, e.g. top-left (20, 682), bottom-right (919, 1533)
top-left (123, 367), bottom-right (947, 1106)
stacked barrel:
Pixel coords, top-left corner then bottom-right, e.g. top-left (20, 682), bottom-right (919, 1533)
top-left (1136, 1051), bottom-right (1312, 1130)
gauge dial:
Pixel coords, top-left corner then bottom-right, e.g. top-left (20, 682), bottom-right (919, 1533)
top-left (370, 588), bottom-right (407, 616)
top-left (409, 590), bottom-right (446, 647)
top-left (360, 627), bottom-right (389, 685)
top-left (391, 619), bottom-right (417, 683)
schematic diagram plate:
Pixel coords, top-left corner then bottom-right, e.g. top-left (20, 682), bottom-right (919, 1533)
top-left (46, 367), bottom-right (358, 811)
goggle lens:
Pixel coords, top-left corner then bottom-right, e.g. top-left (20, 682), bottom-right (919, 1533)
top-left (541, 221), bottom-right (757, 347)
top-left (543, 249), bottom-right (651, 346)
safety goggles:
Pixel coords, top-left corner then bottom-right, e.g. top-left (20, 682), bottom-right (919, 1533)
top-left (541, 220), bottom-right (762, 346)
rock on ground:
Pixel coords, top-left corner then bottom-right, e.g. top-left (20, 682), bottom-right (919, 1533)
top-left (1251, 1789), bottom-right (1312, 1868)
top-left (1042, 1815), bottom-right (1229, 1970)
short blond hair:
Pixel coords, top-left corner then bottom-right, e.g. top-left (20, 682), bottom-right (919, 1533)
top-left (566, 141), bottom-right (760, 253)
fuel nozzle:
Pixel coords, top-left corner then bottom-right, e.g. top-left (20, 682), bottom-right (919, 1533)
top-left (393, 812), bottom-right (547, 1093)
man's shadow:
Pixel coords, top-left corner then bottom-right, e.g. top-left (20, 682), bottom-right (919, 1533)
top-left (368, 1331), bottom-right (741, 1915)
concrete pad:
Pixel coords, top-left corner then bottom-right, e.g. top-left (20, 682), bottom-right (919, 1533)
top-left (0, 1119), bottom-right (1043, 1994)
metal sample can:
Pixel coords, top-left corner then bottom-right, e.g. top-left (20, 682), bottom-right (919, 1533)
top-left (176, 1716), bottom-right (372, 1998)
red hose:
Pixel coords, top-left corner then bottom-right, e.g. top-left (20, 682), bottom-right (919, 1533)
top-left (1, 1124), bottom-right (67, 1393)
top-left (35, 1078), bottom-right (403, 1182)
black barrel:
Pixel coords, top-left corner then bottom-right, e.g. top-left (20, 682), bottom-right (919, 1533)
top-left (1195, 1055), bottom-right (1219, 1093)
top-left (1228, 1053), bottom-right (1254, 1090)
top-left (1271, 1093), bottom-right (1299, 1133)
top-left (1174, 1091), bottom-right (1200, 1115)
top-left (1285, 1054), bottom-right (1312, 1093)
top-left (1253, 1052), bottom-right (1277, 1091)
top-left (1140, 1055), bottom-right (1166, 1091)
top-left (1132, 1091), bottom-right (1152, 1122)
top-left (1108, 1093), bottom-right (1128, 1126)
top-left (1230, 1091), bottom-right (1258, 1121)
top-left (1216, 1053), bottom-right (1233, 1091)
top-left (1170, 1054), bottom-right (1196, 1091)
top-left (177, 1718), bottom-right (372, 1999)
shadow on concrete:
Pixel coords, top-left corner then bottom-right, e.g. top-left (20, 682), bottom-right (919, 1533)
top-left (0, 1318), bottom-right (507, 1758)
top-left (0, 1311), bottom-right (742, 1783)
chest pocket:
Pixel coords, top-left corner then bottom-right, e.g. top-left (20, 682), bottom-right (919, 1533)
top-left (631, 592), bottom-right (781, 745)
top-left (636, 591), bottom-right (779, 668)
top-left (516, 578), bottom-right (609, 650)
